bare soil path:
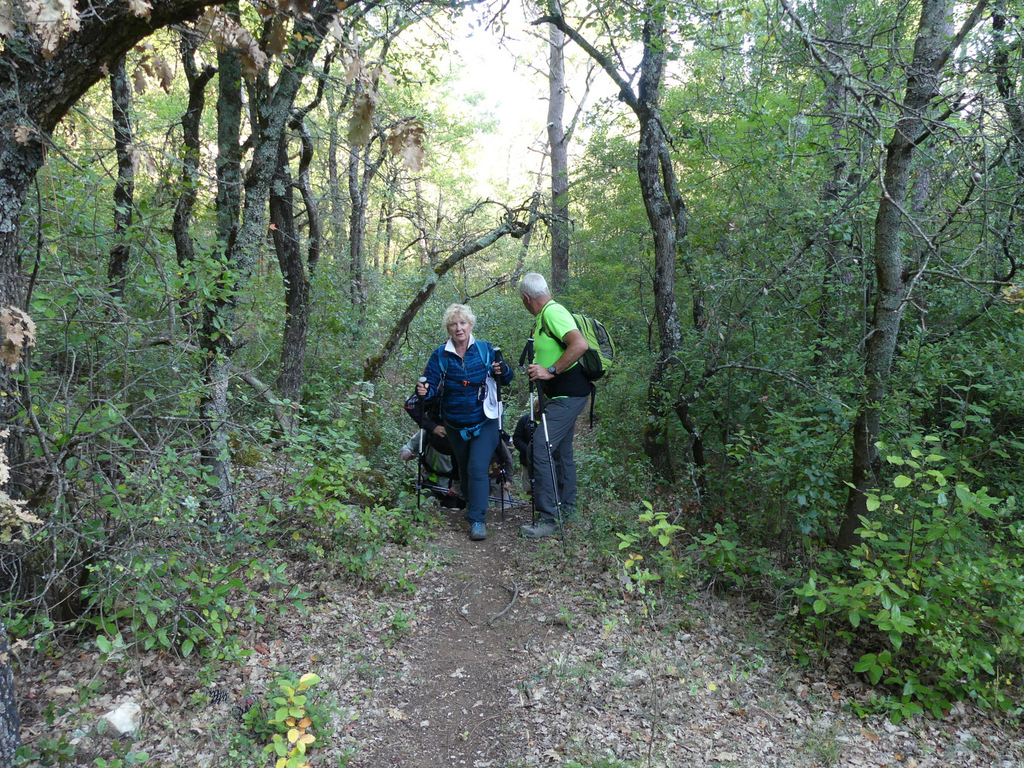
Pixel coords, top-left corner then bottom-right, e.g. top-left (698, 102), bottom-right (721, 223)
top-left (345, 503), bottom-right (568, 768)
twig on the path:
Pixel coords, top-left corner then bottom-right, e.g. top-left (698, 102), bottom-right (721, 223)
top-left (487, 579), bottom-right (519, 626)
top-left (747, 704), bottom-right (784, 727)
top-left (467, 713), bottom-right (502, 741)
top-left (455, 577), bottom-right (476, 626)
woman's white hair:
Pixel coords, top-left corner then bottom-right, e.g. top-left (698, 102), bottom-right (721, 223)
top-left (518, 272), bottom-right (550, 299)
top-left (443, 303), bottom-right (476, 329)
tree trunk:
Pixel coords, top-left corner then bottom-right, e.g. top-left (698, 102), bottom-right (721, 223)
top-left (202, 11), bottom-right (244, 523)
top-left (328, 112), bottom-right (349, 258)
top-left (539, 6), bottom-right (698, 483)
top-left (270, 122), bottom-right (316, 404)
top-left (107, 55), bottom-right (135, 299)
top-left (813, 5), bottom-right (853, 362)
top-left (348, 141), bottom-right (367, 308)
top-left (547, 23), bottom-right (570, 294)
top-left (837, 0), bottom-right (983, 548)
top-left (0, 616), bottom-right (20, 767)
top-left (172, 33), bottom-right (215, 336)
top-left (173, 34), bottom-right (216, 274)
top-left (632, 16), bottom-right (689, 478)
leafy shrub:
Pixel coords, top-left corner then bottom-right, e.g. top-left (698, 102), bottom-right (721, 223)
top-left (724, 399), bottom-right (849, 543)
top-left (83, 555), bottom-right (265, 660)
top-left (794, 438), bottom-right (1023, 721)
top-left (241, 671), bottom-right (335, 768)
top-left (283, 404), bottom-right (432, 586)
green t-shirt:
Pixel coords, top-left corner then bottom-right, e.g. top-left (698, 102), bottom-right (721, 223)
top-left (533, 300), bottom-right (580, 370)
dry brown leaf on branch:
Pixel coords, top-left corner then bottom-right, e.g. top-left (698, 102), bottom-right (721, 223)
top-left (0, 307), bottom-right (37, 370)
top-left (347, 90), bottom-right (377, 145)
top-left (282, 0), bottom-right (313, 16)
top-left (265, 17), bottom-right (289, 57)
top-left (12, 125), bottom-right (33, 145)
top-left (386, 118), bottom-right (426, 171)
top-left (128, 0), bottom-right (152, 19)
top-left (153, 55), bottom-right (174, 92)
top-left (197, 8), bottom-right (268, 79)
top-left (0, 0), bottom-right (15, 37)
top-left (23, 0), bottom-right (80, 58)
top-left (340, 50), bottom-right (363, 83)
top-left (132, 66), bottom-right (148, 94)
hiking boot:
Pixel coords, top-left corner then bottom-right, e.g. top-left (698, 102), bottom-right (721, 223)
top-left (469, 522), bottom-right (487, 541)
top-left (520, 521), bottom-right (559, 538)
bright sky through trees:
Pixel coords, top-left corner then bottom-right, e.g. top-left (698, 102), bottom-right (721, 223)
top-left (453, 14), bottom-right (549, 198)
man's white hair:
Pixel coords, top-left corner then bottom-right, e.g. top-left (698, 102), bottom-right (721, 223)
top-left (519, 272), bottom-right (550, 300)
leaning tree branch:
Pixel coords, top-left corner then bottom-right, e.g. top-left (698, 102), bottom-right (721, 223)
top-left (361, 199), bottom-right (539, 383)
top-left (533, 13), bottom-right (638, 111)
top-left (142, 336), bottom-right (293, 433)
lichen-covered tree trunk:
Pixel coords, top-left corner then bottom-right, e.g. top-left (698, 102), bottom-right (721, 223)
top-left (173, 33), bottom-right (216, 274)
top-left (837, 0), bottom-right (984, 549)
top-left (547, 23), bottom-right (570, 295)
top-left (107, 55), bottom-right (135, 299)
top-left (542, 6), bottom-right (700, 482)
top-left (347, 141), bottom-right (368, 308)
top-left (202, 12), bottom-right (244, 523)
top-left (329, 121), bottom-right (346, 249)
top-left (814, 3), bottom-right (854, 361)
top-left (0, 616), bottom-right (20, 767)
top-left (270, 124), bottom-right (317, 404)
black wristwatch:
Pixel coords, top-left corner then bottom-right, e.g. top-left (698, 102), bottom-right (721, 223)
top-left (547, 365), bottom-right (557, 375)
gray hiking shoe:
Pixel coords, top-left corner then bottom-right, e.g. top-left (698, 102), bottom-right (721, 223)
top-left (469, 522), bottom-right (487, 541)
top-left (520, 521), bottom-right (559, 538)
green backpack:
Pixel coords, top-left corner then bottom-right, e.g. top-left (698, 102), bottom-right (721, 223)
top-left (540, 306), bottom-right (616, 381)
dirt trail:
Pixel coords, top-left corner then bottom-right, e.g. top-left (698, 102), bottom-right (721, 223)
top-left (347, 504), bottom-right (568, 768)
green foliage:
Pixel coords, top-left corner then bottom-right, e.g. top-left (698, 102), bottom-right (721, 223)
top-left (282, 402), bottom-right (432, 588)
top-left (84, 555), bottom-right (261, 660)
top-left (13, 736), bottom-right (149, 768)
top-left (723, 398), bottom-right (850, 542)
top-left (794, 440), bottom-right (1023, 721)
top-left (14, 735), bottom-right (76, 767)
top-left (237, 671), bottom-right (335, 768)
top-left (614, 500), bottom-right (694, 606)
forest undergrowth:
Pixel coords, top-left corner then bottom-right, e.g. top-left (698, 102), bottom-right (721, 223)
top-left (6, 411), bottom-right (1024, 768)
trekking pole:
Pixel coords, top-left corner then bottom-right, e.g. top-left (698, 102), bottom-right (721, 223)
top-left (521, 338), bottom-right (538, 527)
top-left (494, 346), bottom-right (506, 522)
top-left (528, 387), bottom-right (537, 526)
top-left (522, 337), bottom-right (565, 553)
top-left (415, 376), bottom-right (426, 511)
top-left (537, 400), bottom-right (567, 554)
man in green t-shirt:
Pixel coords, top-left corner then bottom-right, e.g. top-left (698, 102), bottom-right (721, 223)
top-left (518, 272), bottom-right (590, 538)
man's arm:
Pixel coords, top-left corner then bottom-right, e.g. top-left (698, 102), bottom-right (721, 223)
top-left (551, 328), bottom-right (588, 374)
top-left (529, 328), bottom-right (588, 382)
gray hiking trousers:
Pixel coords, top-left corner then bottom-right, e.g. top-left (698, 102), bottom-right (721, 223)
top-left (532, 394), bottom-right (588, 523)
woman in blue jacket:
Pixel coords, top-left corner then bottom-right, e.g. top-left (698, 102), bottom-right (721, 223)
top-left (417, 304), bottom-right (513, 541)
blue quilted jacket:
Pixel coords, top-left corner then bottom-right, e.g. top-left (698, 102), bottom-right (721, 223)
top-left (421, 339), bottom-right (513, 428)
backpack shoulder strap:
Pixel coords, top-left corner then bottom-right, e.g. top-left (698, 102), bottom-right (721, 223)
top-left (538, 303), bottom-right (568, 350)
top-left (436, 344), bottom-right (449, 377)
top-left (477, 340), bottom-right (493, 372)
